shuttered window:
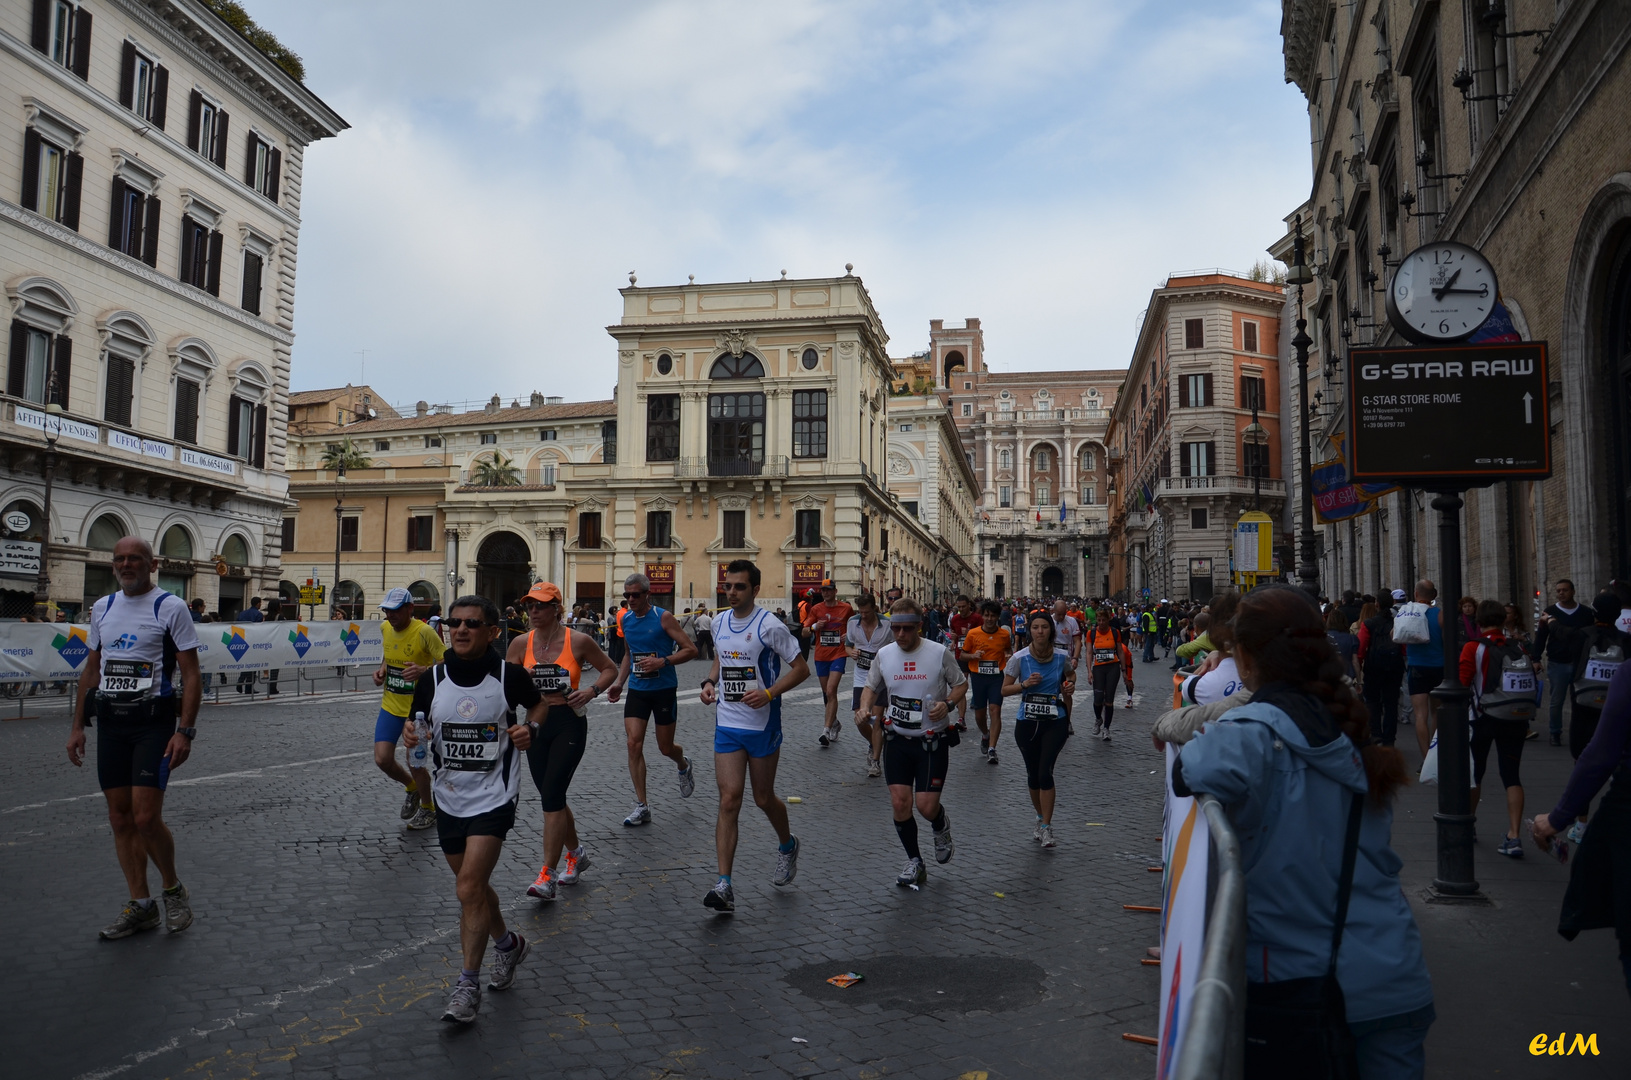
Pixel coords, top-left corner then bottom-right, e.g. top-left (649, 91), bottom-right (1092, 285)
top-left (1180, 441), bottom-right (1215, 477)
top-left (187, 91), bottom-right (229, 168)
top-left (173, 378), bottom-right (200, 444)
top-left (104, 356), bottom-right (135, 426)
top-left (340, 517), bottom-right (359, 552)
top-left (241, 251), bottom-right (263, 314)
top-left (1184, 318), bottom-right (1204, 349)
top-left (646, 510), bottom-right (672, 549)
top-left (33, 0), bottom-right (90, 79)
top-left (244, 133), bottom-right (281, 202)
top-left (118, 41), bottom-right (168, 127)
top-left (578, 512), bottom-right (602, 549)
top-left (1181, 373), bottom-right (1212, 407)
top-left (1242, 321), bottom-right (1259, 353)
top-left (179, 216), bottom-right (222, 294)
top-left (722, 510), bottom-right (746, 549)
top-left (21, 127), bottom-right (82, 230)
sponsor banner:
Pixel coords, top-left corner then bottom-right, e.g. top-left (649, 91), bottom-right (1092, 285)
top-left (645, 562), bottom-right (675, 594)
top-left (15, 406), bottom-right (100, 444)
top-left (1157, 743), bottom-right (1210, 1079)
top-left (0, 619), bottom-right (384, 682)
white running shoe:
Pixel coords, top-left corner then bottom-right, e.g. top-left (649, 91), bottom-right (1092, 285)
top-left (623, 802), bottom-right (651, 827)
top-left (677, 758), bottom-right (695, 799)
top-left (488, 934), bottom-right (529, 990)
top-left (932, 812), bottom-right (955, 864)
top-left (441, 981), bottom-right (481, 1023)
top-left (559, 847), bottom-right (590, 885)
top-left (895, 857), bottom-right (927, 887)
top-left (866, 757), bottom-right (882, 778)
top-left (1033, 818), bottom-right (1044, 844)
top-left (774, 836), bottom-right (800, 886)
top-left (1039, 824), bottom-right (1057, 849)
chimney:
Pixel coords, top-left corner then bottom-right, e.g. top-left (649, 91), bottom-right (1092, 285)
top-left (929, 319), bottom-right (944, 332)
top-left (415, 400), bottom-right (429, 417)
top-left (485, 394), bottom-right (500, 414)
top-left (546, 396), bottom-right (563, 405)
top-left (530, 391), bottom-right (544, 407)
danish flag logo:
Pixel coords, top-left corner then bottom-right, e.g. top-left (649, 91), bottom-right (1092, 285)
top-left (903, 661), bottom-right (916, 672)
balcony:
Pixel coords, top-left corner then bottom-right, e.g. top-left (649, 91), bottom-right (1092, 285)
top-left (677, 455), bottom-right (790, 479)
top-left (1158, 475), bottom-right (1288, 498)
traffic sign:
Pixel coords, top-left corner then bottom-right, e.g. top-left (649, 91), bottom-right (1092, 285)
top-left (1348, 341), bottom-right (1550, 483)
top-left (300, 585), bottom-right (326, 605)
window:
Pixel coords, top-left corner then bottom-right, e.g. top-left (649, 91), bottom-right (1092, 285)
top-left (1082, 449), bottom-right (1096, 471)
top-left (1045, 543), bottom-right (1059, 559)
top-left (240, 250), bottom-right (263, 314)
top-left (1242, 321), bottom-right (1259, 353)
top-left (801, 347), bottom-right (819, 370)
top-left (244, 134), bottom-right (280, 202)
top-left (898, 424), bottom-right (913, 432)
top-left (406, 515), bottom-right (435, 551)
top-left (992, 544), bottom-right (1004, 560)
top-left (109, 179), bottom-right (158, 263)
top-left (707, 393), bottom-right (764, 475)
top-left (173, 377), bottom-right (200, 443)
top-left (187, 91), bottom-right (229, 169)
top-left (539, 429), bottom-right (556, 441)
top-left (860, 514), bottom-right (870, 553)
top-left (961, 402), bottom-right (972, 417)
top-left (1180, 441), bottom-right (1216, 477)
top-left (21, 128), bottom-right (82, 229)
top-left (998, 449), bottom-right (1011, 470)
top-left (280, 517), bottom-right (295, 552)
top-left (999, 485), bottom-right (1012, 508)
top-left (578, 512), bottom-right (602, 549)
top-left (373, 440), bottom-right (390, 452)
top-left (1192, 508), bottom-right (1208, 530)
top-left (656, 352), bottom-right (673, 375)
top-left (103, 354), bottom-right (135, 425)
top-left (1184, 318), bottom-right (1204, 349)
top-left (424, 435), bottom-right (442, 449)
top-left (179, 216), bottom-right (222, 295)
top-left (1036, 483), bottom-right (1050, 505)
top-left (340, 517), bottom-right (359, 552)
top-left (1241, 376), bottom-right (1266, 411)
top-left (902, 500), bottom-right (919, 519)
top-left (1035, 449), bottom-right (1050, 470)
top-left (646, 510), bottom-right (672, 549)
top-left (1243, 441), bottom-right (1271, 478)
top-left (645, 394), bottom-right (680, 461)
top-left (602, 420), bottom-right (617, 464)
top-left (794, 508), bottom-right (821, 547)
top-left (119, 43), bottom-right (168, 127)
top-left (792, 389), bottom-right (827, 458)
top-left (964, 381), bottom-right (972, 390)
top-left (722, 509), bottom-right (746, 549)
top-left (1182, 373), bottom-right (1213, 407)
top-left (479, 432), bottom-right (497, 445)
top-left (1082, 486), bottom-right (1096, 505)
top-left (33, 0), bottom-right (90, 79)
top-left (226, 394), bottom-right (267, 465)
top-left (709, 352), bottom-right (765, 379)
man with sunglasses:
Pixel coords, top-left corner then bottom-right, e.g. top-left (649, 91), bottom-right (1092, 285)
top-left (404, 596), bottom-right (542, 1023)
top-left (697, 559), bottom-right (810, 912)
top-left (801, 578), bottom-right (854, 748)
top-left (606, 573), bottom-right (698, 826)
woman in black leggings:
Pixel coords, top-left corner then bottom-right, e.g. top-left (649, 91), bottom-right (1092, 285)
top-left (1002, 612), bottom-right (1074, 849)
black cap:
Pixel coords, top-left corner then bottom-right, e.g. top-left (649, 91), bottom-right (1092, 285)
top-left (1593, 592), bottom-right (1621, 624)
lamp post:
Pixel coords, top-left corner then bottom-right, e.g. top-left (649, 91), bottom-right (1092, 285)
top-left (1243, 402), bottom-right (1267, 512)
top-left (331, 463), bottom-right (346, 619)
top-left (1285, 215), bottom-right (1320, 599)
top-left (34, 394), bottom-right (62, 618)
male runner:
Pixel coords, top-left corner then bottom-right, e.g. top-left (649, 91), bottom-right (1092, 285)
top-left (371, 587), bottom-right (445, 830)
top-left (506, 582), bottom-right (617, 900)
top-left (845, 592), bottom-right (892, 776)
top-left (948, 596), bottom-right (980, 730)
top-left (404, 595), bottom-right (542, 1022)
top-left (801, 579), bottom-right (854, 747)
top-left (607, 572), bottom-right (698, 826)
top-left (862, 597), bottom-right (968, 887)
top-left (67, 536), bottom-right (202, 939)
top-left (957, 599), bottom-right (1014, 764)
top-left (697, 559), bottom-right (810, 912)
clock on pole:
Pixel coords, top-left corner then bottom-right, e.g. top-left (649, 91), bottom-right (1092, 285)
top-left (1384, 241), bottom-right (1499, 343)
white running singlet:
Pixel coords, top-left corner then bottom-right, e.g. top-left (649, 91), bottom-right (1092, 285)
top-left (846, 615), bottom-right (892, 690)
top-left (428, 661), bottom-right (522, 817)
top-left (712, 606), bottom-right (801, 732)
top-left (865, 639), bottom-right (966, 738)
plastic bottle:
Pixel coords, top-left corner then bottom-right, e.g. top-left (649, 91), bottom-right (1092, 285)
top-left (409, 711), bottom-right (429, 769)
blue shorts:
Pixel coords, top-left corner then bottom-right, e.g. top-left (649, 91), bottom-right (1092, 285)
top-left (815, 658), bottom-right (847, 678)
top-left (971, 673), bottom-right (1006, 710)
top-left (375, 708), bottom-right (408, 743)
top-left (714, 720), bottom-right (784, 758)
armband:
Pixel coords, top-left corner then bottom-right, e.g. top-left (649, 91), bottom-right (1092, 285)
top-left (700, 678), bottom-right (717, 689)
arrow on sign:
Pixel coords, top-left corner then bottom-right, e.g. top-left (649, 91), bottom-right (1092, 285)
top-left (1523, 392), bottom-right (1533, 424)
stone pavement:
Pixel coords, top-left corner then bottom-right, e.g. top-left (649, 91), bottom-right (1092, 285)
top-left (2, 653), bottom-right (1623, 1079)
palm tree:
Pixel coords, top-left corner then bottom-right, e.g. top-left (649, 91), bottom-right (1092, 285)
top-left (472, 450), bottom-right (522, 487)
top-left (319, 437), bottom-right (371, 472)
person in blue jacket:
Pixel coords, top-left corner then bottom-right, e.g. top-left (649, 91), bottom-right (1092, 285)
top-left (1174, 583), bottom-right (1433, 1079)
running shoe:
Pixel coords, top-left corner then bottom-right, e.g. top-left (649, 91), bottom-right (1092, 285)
top-left (703, 879), bottom-right (735, 912)
top-left (1549, 733), bottom-right (1563, 747)
top-left (560, 847), bottom-right (590, 885)
top-left (488, 934), bottom-right (529, 990)
top-left (99, 900), bottom-right (161, 940)
top-left (1100, 726), bottom-right (1112, 743)
top-left (441, 980), bottom-right (482, 1023)
top-left (527, 867), bottom-right (557, 901)
top-left (161, 882), bottom-right (192, 933)
top-left (1092, 721), bottom-right (1103, 737)
top-left (933, 812), bottom-right (954, 864)
top-left (774, 836), bottom-right (800, 886)
top-left (987, 748), bottom-right (999, 765)
top-left (400, 789), bottom-right (420, 820)
top-left (623, 801), bottom-right (651, 827)
top-left (1525, 727), bottom-right (1538, 740)
top-left (677, 757), bottom-right (695, 799)
top-left (818, 729), bottom-right (830, 747)
top-left (1033, 818), bottom-right (1044, 843)
top-left (980, 737), bottom-right (989, 754)
top-left (895, 857), bottom-right (927, 887)
top-left (1039, 824), bottom-right (1057, 849)
top-left (1566, 821), bottom-right (1587, 845)
top-left (867, 756), bottom-right (882, 778)
top-left (1497, 836), bottom-right (1525, 858)
top-left (407, 805), bottom-right (436, 831)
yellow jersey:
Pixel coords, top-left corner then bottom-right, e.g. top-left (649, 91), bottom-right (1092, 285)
top-left (380, 618), bottom-right (446, 717)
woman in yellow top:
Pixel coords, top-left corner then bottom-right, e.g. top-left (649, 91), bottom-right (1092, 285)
top-left (372, 588), bottom-right (447, 830)
top-left (956, 600), bottom-right (1014, 765)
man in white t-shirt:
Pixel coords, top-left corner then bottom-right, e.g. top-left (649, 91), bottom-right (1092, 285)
top-left (697, 560), bottom-right (810, 913)
top-left (1051, 599), bottom-right (1082, 668)
top-left (694, 608), bottom-right (714, 660)
top-left (862, 597), bottom-right (968, 888)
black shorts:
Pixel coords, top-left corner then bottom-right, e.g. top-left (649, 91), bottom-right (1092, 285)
top-left (883, 734), bottom-right (949, 793)
top-left (528, 706), bottom-right (588, 813)
top-left (852, 685), bottom-right (867, 711)
top-left (436, 798), bottom-right (517, 854)
top-left (625, 687), bottom-right (678, 726)
top-left (1407, 665), bottom-right (1441, 697)
top-left (96, 708), bottom-right (177, 791)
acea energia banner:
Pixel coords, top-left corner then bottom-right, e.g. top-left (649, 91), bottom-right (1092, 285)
top-left (1157, 743), bottom-right (1211, 1079)
top-left (0, 620), bottom-right (386, 682)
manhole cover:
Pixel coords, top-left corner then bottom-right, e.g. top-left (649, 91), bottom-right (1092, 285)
top-left (784, 955), bottom-right (1047, 1015)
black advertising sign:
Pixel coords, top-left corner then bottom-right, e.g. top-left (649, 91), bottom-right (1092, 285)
top-left (1348, 341), bottom-right (1550, 483)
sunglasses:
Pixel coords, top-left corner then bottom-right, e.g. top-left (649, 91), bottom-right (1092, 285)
top-left (623, 591), bottom-right (648, 598)
top-left (723, 582), bottom-right (752, 592)
top-left (890, 624), bottom-right (919, 633)
top-left (443, 618), bottom-right (489, 629)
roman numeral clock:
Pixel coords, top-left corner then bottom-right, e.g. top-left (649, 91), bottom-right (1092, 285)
top-left (1384, 240), bottom-right (1499, 343)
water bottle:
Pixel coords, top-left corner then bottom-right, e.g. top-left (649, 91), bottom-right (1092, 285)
top-left (409, 711), bottom-right (429, 769)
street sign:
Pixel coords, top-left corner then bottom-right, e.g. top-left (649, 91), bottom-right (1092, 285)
top-left (1348, 341), bottom-right (1551, 483)
top-left (300, 585), bottom-right (326, 605)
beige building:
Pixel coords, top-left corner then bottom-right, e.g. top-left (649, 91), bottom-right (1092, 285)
top-left (0, 0), bottom-right (343, 616)
top-left (882, 387), bottom-right (979, 600)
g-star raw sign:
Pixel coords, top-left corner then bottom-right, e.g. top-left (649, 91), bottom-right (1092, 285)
top-left (1347, 341), bottom-right (1551, 483)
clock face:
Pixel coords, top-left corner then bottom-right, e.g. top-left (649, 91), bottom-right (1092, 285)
top-left (1385, 242), bottom-right (1499, 343)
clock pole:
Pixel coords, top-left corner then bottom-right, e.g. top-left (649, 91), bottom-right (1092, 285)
top-left (1285, 217), bottom-right (1320, 599)
top-left (1429, 488), bottom-right (1483, 902)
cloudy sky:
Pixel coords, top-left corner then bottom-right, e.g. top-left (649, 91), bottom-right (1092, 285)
top-left (270, 0), bottom-right (1311, 410)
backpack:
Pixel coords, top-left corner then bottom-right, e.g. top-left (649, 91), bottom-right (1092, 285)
top-left (1571, 627), bottom-right (1627, 709)
top-left (1362, 615), bottom-right (1404, 672)
top-left (1475, 637), bottom-right (1536, 720)
top-left (1392, 602), bottom-right (1432, 645)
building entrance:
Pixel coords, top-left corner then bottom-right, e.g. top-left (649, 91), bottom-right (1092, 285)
top-left (475, 531), bottom-right (532, 611)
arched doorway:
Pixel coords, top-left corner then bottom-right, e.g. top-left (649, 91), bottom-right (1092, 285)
top-left (943, 349), bottom-right (965, 387)
top-left (217, 534), bottom-right (250, 618)
top-left (1040, 566), bottom-right (1064, 598)
top-left (0, 498), bottom-right (44, 617)
top-left (1605, 227), bottom-right (1631, 575)
top-left (476, 531), bottom-right (532, 611)
top-left (408, 579), bottom-right (440, 620)
top-left (158, 524), bottom-right (194, 599)
top-left (333, 580), bottom-right (364, 620)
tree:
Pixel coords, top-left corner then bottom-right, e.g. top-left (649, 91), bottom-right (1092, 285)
top-left (319, 438), bottom-right (370, 472)
top-left (472, 450), bottom-right (522, 487)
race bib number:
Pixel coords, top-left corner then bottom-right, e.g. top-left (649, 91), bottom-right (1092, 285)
top-left (1501, 670), bottom-right (1536, 694)
top-left (855, 650), bottom-right (875, 670)
top-left (439, 722), bottom-right (502, 771)
top-left (102, 659), bottom-right (155, 697)
top-left (820, 631), bottom-right (842, 647)
top-left (1585, 659), bottom-right (1621, 683)
top-left (1022, 692), bottom-right (1059, 720)
top-left (977, 660), bottom-right (1001, 676)
top-left (632, 652), bottom-right (660, 674)
top-left (1093, 648), bottom-right (1117, 665)
top-left (721, 666), bottom-right (756, 703)
top-left (531, 664), bottom-right (569, 694)
top-left (887, 694), bottom-right (925, 730)
top-left (384, 666), bottom-right (417, 695)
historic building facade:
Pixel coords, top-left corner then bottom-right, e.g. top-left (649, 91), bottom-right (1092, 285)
top-left (0, 0), bottom-right (344, 616)
top-left (882, 387), bottom-right (979, 601)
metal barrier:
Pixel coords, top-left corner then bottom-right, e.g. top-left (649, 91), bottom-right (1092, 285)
top-left (1173, 793), bottom-right (1247, 1080)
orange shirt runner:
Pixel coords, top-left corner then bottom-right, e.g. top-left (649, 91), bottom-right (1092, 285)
top-left (803, 601), bottom-right (855, 662)
top-left (960, 625), bottom-right (1013, 676)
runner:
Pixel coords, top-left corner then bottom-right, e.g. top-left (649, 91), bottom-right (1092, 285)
top-left (505, 582), bottom-right (617, 900)
top-left (404, 595), bottom-right (542, 1022)
top-left (1085, 608), bottom-right (1133, 740)
top-left (845, 592), bottom-right (892, 777)
top-left (957, 600), bottom-right (1014, 764)
top-left (697, 559), bottom-right (810, 912)
top-left (1461, 599), bottom-right (1537, 858)
top-left (948, 596), bottom-right (981, 730)
top-left (1003, 611), bottom-right (1074, 847)
top-left (67, 536), bottom-right (202, 940)
top-left (372, 587), bottom-right (445, 830)
top-left (862, 596), bottom-right (968, 888)
top-left (801, 579), bottom-right (855, 747)
top-left (607, 573), bottom-right (699, 826)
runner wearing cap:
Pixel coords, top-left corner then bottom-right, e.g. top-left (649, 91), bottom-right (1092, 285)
top-left (845, 592), bottom-right (892, 777)
top-left (372, 586), bottom-right (446, 830)
top-left (606, 573), bottom-right (699, 827)
top-left (802, 579), bottom-right (855, 747)
top-left (505, 582), bottom-right (617, 901)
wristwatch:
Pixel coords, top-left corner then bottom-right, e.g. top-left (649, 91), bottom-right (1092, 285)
top-left (700, 678), bottom-right (717, 689)
top-left (177, 727), bottom-right (197, 740)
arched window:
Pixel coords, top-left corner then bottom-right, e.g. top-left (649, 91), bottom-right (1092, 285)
top-left (1082, 449), bottom-right (1096, 472)
top-left (1035, 449), bottom-right (1050, 470)
top-left (1, 499), bottom-right (44, 542)
top-left (87, 514), bottom-right (126, 550)
top-left (221, 534), bottom-right (249, 566)
top-left (409, 580), bottom-right (440, 618)
top-left (160, 525), bottom-right (193, 560)
top-left (334, 580), bottom-right (364, 620)
top-left (998, 449), bottom-right (1011, 470)
top-left (708, 352), bottom-right (765, 379)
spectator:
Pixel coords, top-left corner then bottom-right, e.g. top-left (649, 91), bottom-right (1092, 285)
top-left (695, 606), bottom-right (714, 659)
top-left (1326, 606), bottom-right (1359, 680)
top-left (1535, 580), bottom-right (1595, 749)
top-left (1457, 596), bottom-right (1480, 647)
top-left (1405, 580), bottom-right (1446, 758)
top-left (236, 597), bottom-right (264, 694)
top-left (1358, 602), bottom-right (1407, 747)
top-left (189, 597), bottom-right (206, 623)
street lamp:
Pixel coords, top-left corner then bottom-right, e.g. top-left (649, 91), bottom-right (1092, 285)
top-left (34, 394), bottom-right (62, 618)
top-left (1285, 214), bottom-right (1320, 600)
top-left (1242, 402), bottom-right (1268, 512)
top-left (331, 462), bottom-right (346, 619)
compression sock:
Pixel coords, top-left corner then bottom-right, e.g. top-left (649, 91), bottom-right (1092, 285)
top-left (717, 874), bottom-right (732, 887)
top-left (894, 817), bottom-right (921, 860)
top-left (494, 931), bottom-right (517, 952)
top-left (929, 806), bottom-right (948, 834)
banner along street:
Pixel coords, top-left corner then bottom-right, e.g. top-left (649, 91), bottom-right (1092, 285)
top-left (1347, 341), bottom-right (1551, 483)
